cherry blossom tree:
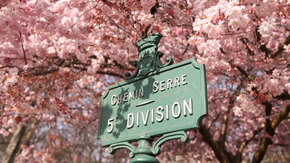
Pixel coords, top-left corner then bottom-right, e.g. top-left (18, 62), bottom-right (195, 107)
top-left (0, 0), bottom-right (289, 162)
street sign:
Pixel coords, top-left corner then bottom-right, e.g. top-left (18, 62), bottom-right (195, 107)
top-left (98, 58), bottom-right (207, 146)
top-left (97, 33), bottom-right (207, 162)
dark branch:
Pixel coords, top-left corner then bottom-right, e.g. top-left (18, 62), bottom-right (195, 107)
top-left (208, 112), bottom-right (221, 129)
top-left (237, 66), bottom-right (251, 81)
top-left (142, 24), bottom-right (151, 37)
top-left (252, 102), bottom-right (290, 163)
top-left (0, 142), bottom-right (9, 144)
top-left (240, 37), bottom-right (254, 56)
top-left (150, 1), bottom-right (159, 15)
top-left (275, 91), bottom-right (290, 100)
top-left (97, 70), bottom-right (124, 78)
top-left (235, 126), bottom-right (264, 162)
top-left (271, 102), bottom-right (290, 129)
top-left (255, 26), bottom-right (261, 43)
top-left (1, 124), bottom-right (26, 163)
top-left (219, 106), bottom-right (232, 148)
top-left (259, 44), bottom-right (271, 56)
top-left (269, 35), bottom-right (290, 58)
top-left (18, 31), bottom-right (27, 65)
top-left (199, 123), bottom-right (233, 163)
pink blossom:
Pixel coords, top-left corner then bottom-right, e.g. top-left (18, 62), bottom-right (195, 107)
top-left (259, 19), bottom-right (276, 37)
top-left (188, 35), bottom-right (205, 46)
top-left (96, 81), bottom-right (104, 88)
top-left (0, 0), bottom-right (289, 162)
top-left (197, 39), bottom-right (221, 56)
top-left (140, 0), bottom-right (156, 14)
top-left (6, 118), bottom-right (14, 127)
top-left (0, 128), bottom-right (9, 137)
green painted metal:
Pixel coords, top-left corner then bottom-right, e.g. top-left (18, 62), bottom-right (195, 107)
top-left (97, 58), bottom-right (207, 145)
top-left (97, 33), bottom-right (208, 162)
top-left (124, 33), bottom-right (173, 80)
top-left (107, 131), bottom-right (189, 162)
top-left (130, 137), bottom-right (159, 163)
top-left (151, 131), bottom-right (188, 155)
top-left (108, 142), bottom-right (135, 158)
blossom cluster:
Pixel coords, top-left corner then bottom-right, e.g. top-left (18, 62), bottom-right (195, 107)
top-left (0, 0), bottom-right (289, 162)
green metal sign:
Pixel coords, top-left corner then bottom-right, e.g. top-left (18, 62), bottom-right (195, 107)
top-left (97, 33), bottom-right (207, 162)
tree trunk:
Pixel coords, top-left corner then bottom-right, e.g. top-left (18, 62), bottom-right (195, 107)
top-left (1, 122), bottom-right (34, 163)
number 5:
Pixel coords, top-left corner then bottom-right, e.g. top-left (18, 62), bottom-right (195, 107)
top-left (107, 118), bottom-right (114, 133)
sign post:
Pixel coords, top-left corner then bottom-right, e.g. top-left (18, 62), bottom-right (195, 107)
top-left (97, 33), bottom-right (208, 162)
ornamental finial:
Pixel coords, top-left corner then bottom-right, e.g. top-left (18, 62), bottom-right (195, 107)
top-left (124, 33), bottom-right (173, 80)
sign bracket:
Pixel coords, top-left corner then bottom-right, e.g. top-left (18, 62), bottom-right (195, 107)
top-left (107, 131), bottom-right (188, 163)
top-left (108, 142), bottom-right (136, 158)
top-left (152, 130), bottom-right (188, 155)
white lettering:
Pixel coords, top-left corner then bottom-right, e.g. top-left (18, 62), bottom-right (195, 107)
top-left (160, 80), bottom-right (165, 91)
top-left (156, 106), bottom-right (164, 122)
top-left (123, 93), bottom-right (128, 102)
top-left (136, 113), bottom-right (139, 127)
top-left (129, 91), bottom-right (135, 101)
top-left (175, 77), bottom-right (180, 87)
top-left (165, 105), bottom-right (169, 120)
top-left (112, 88), bottom-right (145, 106)
top-left (183, 98), bottom-right (192, 116)
top-left (125, 98), bottom-right (194, 129)
top-left (127, 113), bottom-right (134, 129)
top-left (117, 95), bottom-right (122, 105)
top-left (141, 110), bottom-right (149, 126)
top-left (172, 101), bottom-right (181, 118)
top-left (181, 74), bottom-right (187, 85)
top-left (139, 88), bottom-right (144, 98)
top-left (107, 118), bottom-right (114, 133)
top-left (167, 79), bottom-right (173, 89)
top-left (111, 95), bottom-right (117, 106)
top-left (135, 90), bottom-right (138, 99)
top-left (152, 74), bottom-right (188, 93)
top-left (153, 81), bottom-right (159, 93)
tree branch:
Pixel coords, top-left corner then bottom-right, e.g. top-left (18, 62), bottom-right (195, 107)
top-left (0, 142), bottom-right (9, 145)
top-left (1, 124), bottom-right (26, 163)
top-left (208, 112), bottom-right (221, 129)
top-left (235, 126), bottom-right (264, 162)
top-left (219, 108), bottom-right (230, 148)
top-left (96, 70), bottom-right (124, 79)
top-left (19, 31), bottom-right (27, 65)
top-left (237, 66), bottom-right (251, 81)
top-left (219, 83), bottom-right (243, 150)
top-left (240, 37), bottom-right (254, 56)
top-left (199, 123), bottom-right (233, 163)
top-left (252, 101), bottom-right (290, 163)
top-left (269, 35), bottom-right (290, 58)
top-left (271, 101), bottom-right (290, 129)
top-left (275, 91), bottom-right (290, 100)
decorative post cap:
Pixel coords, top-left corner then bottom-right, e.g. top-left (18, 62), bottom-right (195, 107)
top-left (124, 33), bottom-right (172, 80)
top-left (135, 33), bottom-right (162, 52)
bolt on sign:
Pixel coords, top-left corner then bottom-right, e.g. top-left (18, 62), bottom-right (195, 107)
top-left (97, 33), bottom-right (208, 163)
